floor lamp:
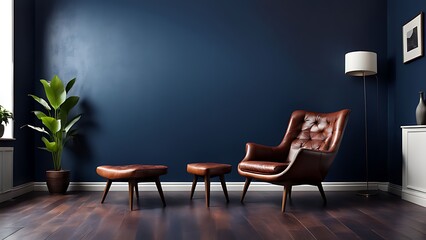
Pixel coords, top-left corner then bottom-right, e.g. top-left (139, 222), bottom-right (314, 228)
top-left (345, 51), bottom-right (378, 197)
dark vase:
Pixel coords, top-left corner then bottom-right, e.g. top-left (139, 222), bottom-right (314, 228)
top-left (416, 91), bottom-right (426, 125)
top-left (46, 170), bottom-right (70, 194)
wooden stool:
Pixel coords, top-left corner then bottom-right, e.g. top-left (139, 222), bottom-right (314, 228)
top-left (96, 164), bottom-right (168, 210)
top-left (187, 162), bottom-right (232, 207)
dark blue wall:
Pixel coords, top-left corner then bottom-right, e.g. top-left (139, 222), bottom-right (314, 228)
top-left (28, 0), bottom-right (389, 182)
top-left (387, 1), bottom-right (426, 185)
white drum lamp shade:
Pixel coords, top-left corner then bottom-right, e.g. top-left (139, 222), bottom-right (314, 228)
top-left (345, 51), bottom-right (377, 76)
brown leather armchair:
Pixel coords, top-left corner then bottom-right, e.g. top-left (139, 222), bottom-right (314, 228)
top-left (238, 109), bottom-right (350, 212)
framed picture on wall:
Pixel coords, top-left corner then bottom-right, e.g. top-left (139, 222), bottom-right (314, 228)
top-left (403, 12), bottom-right (424, 63)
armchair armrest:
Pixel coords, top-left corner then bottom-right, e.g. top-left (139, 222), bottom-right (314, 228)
top-left (242, 142), bottom-right (284, 162)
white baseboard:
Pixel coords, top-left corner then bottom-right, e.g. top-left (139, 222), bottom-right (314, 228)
top-left (388, 183), bottom-right (402, 196)
top-left (0, 182), bottom-right (34, 204)
top-left (34, 181), bottom-right (386, 192)
top-left (2, 182), bottom-right (404, 205)
top-left (402, 189), bottom-right (426, 207)
top-left (377, 182), bottom-right (402, 196)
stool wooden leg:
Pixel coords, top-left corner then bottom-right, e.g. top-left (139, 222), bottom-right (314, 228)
top-left (190, 175), bottom-right (198, 200)
top-left (155, 177), bottom-right (166, 207)
top-left (101, 179), bottom-right (112, 203)
top-left (134, 182), bottom-right (139, 200)
top-left (204, 175), bottom-right (210, 207)
top-left (219, 175), bottom-right (229, 203)
top-left (128, 180), bottom-right (135, 211)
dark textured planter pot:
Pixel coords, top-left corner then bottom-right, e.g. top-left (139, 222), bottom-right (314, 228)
top-left (46, 170), bottom-right (70, 194)
top-left (0, 124), bottom-right (4, 138)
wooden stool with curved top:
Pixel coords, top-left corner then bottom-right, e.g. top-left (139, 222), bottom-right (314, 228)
top-left (96, 164), bottom-right (168, 210)
top-left (187, 162), bottom-right (232, 207)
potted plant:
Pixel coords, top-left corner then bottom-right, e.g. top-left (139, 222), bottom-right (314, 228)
top-left (0, 105), bottom-right (14, 138)
top-left (24, 75), bottom-right (81, 194)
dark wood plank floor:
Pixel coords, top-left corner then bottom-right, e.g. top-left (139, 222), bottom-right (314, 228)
top-left (0, 190), bottom-right (425, 240)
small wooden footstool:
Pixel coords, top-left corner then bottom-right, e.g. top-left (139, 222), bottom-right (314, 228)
top-left (96, 164), bottom-right (168, 210)
top-left (187, 162), bottom-right (232, 207)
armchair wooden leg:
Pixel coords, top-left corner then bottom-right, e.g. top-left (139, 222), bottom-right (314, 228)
top-left (155, 177), bottom-right (166, 207)
top-left (288, 185), bottom-right (293, 201)
top-left (219, 174), bottom-right (229, 203)
top-left (128, 180), bottom-right (135, 211)
top-left (204, 175), bottom-right (211, 207)
top-left (317, 183), bottom-right (327, 205)
top-left (134, 182), bottom-right (139, 200)
top-left (101, 179), bottom-right (112, 204)
top-left (190, 175), bottom-right (198, 200)
top-left (241, 178), bottom-right (252, 203)
top-left (282, 185), bottom-right (291, 212)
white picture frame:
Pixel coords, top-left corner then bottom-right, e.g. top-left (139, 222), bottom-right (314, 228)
top-left (403, 12), bottom-right (424, 63)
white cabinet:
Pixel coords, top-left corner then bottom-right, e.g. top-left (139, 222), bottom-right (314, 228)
top-left (401, 126), bottom-right (426, 207)
top-left (0, 147), bottom-right (13, 193)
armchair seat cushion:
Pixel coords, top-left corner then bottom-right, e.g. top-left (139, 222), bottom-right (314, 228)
top-left (238, 161), bottom-right (289, 175)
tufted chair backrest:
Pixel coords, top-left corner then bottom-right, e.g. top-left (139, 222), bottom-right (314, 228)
top-left (280, 109), bottom-right (350, 162)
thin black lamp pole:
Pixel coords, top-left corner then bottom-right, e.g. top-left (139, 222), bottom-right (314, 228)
top-left (363, 72), bottom-right (370, 193)
top-left (358, 71), bottom-right (377, 197)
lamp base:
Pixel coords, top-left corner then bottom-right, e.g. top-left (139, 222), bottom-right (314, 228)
top-left (357, 189), bottom-right (378, 197)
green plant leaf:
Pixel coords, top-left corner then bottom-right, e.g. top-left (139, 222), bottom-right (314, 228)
top-left (32, 111), bottom-right (47, 120)
top-left (59, 96), bottom-right (80, 125)
top-left (23, 124), bottom-right (49, 135)
top-left (61, 96), bottom-right (79, 114)
top-left (37, 147), bottom-right (49, 151)
top-left (65, 78), bottom-right (76, 93)
top-left (28, 94), bottom-right (51, 111)
top-left (64, 114), bottom-right (81, 133)
top-left (42, 136), bottom-right (58, 152)
top-left (41, 76), bottom-right (66, 110)
top-left (67, 128), bottom-right (78, 137)
top-left (41, 116), bottom-right (61, 134)
top-left (0, 106), bottom-right (13, 125)
top-left (0, 105), bottom-right (13, 125)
